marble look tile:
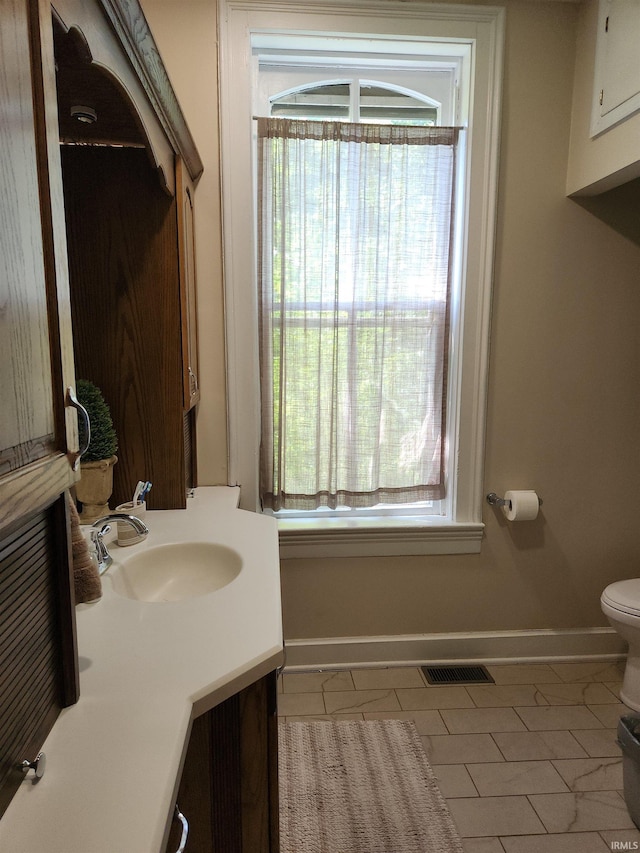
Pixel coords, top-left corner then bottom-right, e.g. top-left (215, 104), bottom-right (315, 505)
top-left (528, 791), bottom-right (635, 833)
top-left (466, 684), bottom-right (549, 708)
top-left (588, 703), bottom-right (631, 728)
top-left (279, 661), bottom-right (637, 850)
top-left (281, 670), bottom-right (354, 693)
top-left (323, 688), bottom-right (400, 714)
top-left (537, 683), bottom-right (619, 706)
top-left (463, 840), bottom-right (504, 853)
top-left (500, 832), bottom-right (611, 852)
top-left (492, 731), bottom-right (588, 761)
top-left (515, 705), bottom-right (603, 731)
top-left (552, 758), bottom-right (623, 791)
top-left (604, 681), bottom-right (623, 699)
top-left (447, 795), bottom-right (546, 837)
top-left (571, 729), bottom-right (621, 757)
top-left (441, 707), bottom-right (527, 734)
top-left (363, 709), bottom-right (448, 735)
top-left (421, 733), bottom-right (505, 765)
top-left (431, 764), bottom-right (479, 798)
top-left (467, 760), bottom-right (569, 796)
top-left (487, 664), bottom-right (562, 685)
top-left (397, 686), bottom-right (474, 710)
top-left (277, 691), bottom-right (326, 716)
top-left (550, 662), bottom-right (626, 684)
top-left (351, 666), bottom-right (425, 689)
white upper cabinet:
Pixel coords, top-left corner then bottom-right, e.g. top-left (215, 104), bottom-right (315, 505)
top-left (591, 0), bottom-right (640, 137)
top-left (567, 0), bottom-right (640, 195)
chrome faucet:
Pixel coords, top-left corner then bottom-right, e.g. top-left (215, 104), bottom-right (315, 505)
top-left (90, 513), bottom-right (149, 575)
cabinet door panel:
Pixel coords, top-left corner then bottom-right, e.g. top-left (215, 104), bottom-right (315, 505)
top-left (0, 0), bottom-right (78, 535)
top-left (0, 0), bottom-right (55, 463)
top-left (165, 672), bottom-right (280, 853)
top-left (601, 0), bottom-right (640, 114)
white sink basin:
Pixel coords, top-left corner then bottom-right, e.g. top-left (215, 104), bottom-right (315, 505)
top-left (110, 542), bottom-right (242, 602)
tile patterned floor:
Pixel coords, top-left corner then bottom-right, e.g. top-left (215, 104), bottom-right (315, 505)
top-left (278, 660), bottom-right (640, 853)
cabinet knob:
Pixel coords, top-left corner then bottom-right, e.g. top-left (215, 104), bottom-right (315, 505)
top-left (21, 751), bottom-right (46, 780)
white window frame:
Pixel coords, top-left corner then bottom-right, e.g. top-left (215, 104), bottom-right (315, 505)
top-left (219, 0), bottom-right (505, 558)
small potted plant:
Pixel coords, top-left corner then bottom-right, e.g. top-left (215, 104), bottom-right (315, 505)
top-left (74, 379), bottom-right (118, 523)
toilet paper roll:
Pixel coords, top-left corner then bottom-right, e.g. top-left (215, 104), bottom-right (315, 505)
top-left (502, 490), bottom-right (539, 522)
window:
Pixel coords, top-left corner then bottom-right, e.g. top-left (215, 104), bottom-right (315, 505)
top-left (219, 0), bottom-right (504, 556)
top-left (270, 81), bottom-right (439, 125)
top-left (258, 119), bottom-right (457, 514)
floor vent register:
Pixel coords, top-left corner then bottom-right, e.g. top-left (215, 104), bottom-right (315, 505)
top-left (421, 664), bottom-right (494, 685)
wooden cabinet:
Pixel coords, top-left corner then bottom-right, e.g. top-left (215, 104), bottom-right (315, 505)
top-left (52, 0), bottom-right (204, 509)
top-left (0, 0), bottom-right (80, 818)
top-left (165, 672), bottom-right (280, 853)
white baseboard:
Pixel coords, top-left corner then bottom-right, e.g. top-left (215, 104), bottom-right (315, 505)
top-left (283, 628), bottom-right (627, 671)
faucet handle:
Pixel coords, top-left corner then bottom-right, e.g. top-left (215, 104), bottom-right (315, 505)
top-left (91, 525), bottom-right (113, 575)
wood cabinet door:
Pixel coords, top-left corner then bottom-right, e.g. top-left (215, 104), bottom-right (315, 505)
top-left (176, 157), bottom-right (201, 410)
top-left (164, 672), bottom-right (280, 853)
top-left (0, 0), bottom-right (78, 533)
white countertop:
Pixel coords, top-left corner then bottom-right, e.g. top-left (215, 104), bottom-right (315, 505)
top-left (0, 487), bottom-right (283, 853)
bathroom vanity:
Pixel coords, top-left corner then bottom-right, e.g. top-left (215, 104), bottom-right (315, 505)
top-left (0, 488), bottom-right (284, 852)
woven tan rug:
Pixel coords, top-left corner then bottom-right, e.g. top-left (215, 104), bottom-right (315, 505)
top-left (278, 719), bottom-right (464, 853)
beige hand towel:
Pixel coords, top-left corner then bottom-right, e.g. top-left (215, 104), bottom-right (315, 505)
top-left (68, 493), bottom-right (102, 603)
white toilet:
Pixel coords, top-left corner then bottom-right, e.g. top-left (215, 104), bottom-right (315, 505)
top-left (601, 579), bottom-right (640, 711)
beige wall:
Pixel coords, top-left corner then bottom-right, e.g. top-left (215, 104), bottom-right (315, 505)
top-left (142, 0), bottom-right (640, 642)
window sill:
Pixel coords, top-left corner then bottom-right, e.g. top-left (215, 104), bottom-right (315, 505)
top-left (277, 516), bottom-right (484, 558)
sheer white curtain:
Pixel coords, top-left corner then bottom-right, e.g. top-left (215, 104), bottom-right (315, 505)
top-left (257, 118), bottom-right (459, 512)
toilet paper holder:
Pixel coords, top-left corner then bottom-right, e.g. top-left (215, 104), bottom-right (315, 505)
top-left (486, 492), bottom-right (543, 509)
top-left (486, 492), bottom-right (509, 508)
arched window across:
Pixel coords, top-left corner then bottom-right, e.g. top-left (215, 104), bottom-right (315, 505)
top-left (270, 80), bottom-right (439, 125)
top-left (219, 6), bottom-right (504, 555)
top-left (258, 66), bottom-right (460, 514)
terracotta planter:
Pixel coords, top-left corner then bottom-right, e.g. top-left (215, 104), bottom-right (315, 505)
top-left (75, 455), bottom-right (118, 524)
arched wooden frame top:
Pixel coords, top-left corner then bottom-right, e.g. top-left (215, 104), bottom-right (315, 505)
top-left (52, 0), bottom-right (203, 186)
top-left (98, 0), bottom-right (203, 182)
